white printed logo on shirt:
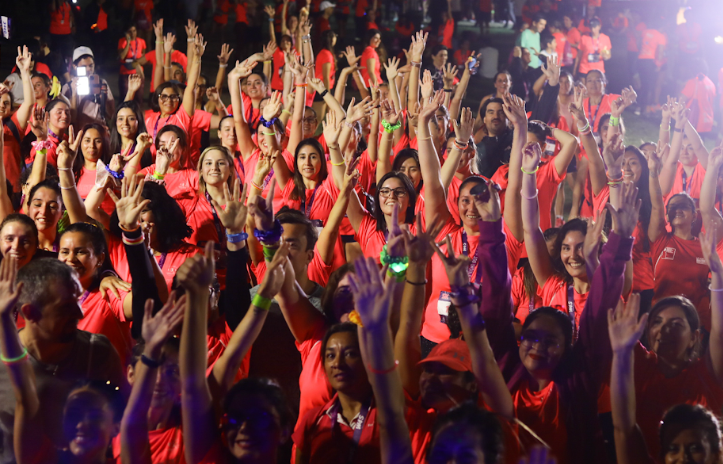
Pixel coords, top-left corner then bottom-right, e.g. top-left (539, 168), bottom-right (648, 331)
top-left (662, 247), bottom-right (676, 260)
top-left (696, 257), bottom-right (706, 265)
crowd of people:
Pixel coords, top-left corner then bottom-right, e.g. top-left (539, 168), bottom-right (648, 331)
top-left (0, 0), bottom-right (722, 463)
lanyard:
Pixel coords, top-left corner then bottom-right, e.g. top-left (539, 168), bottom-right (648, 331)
top-left (157, 252), bottom-right (168, 269)
top-left (329, 398), bottom-right (371, 464)
top-left (261, 168), bottom-right (274, 190)
top-left (587, 98), bottom-right (602, 132)
top-left (681, 166), bottom-right (695, 195)
top-left (461, 231), bottom-right (482, 283)
top-left (152, 114), bottom-right (172, 139)
top-left (123, 141), bottom-right (137, 158)
top-left (205, 192), bottom-right (227, 247)
top-left (567, 285), bottom-right (578, 339)
top-left (79, 290), bottom-right (90, 310)
top-left (300, 184), bottom-right (320, 219)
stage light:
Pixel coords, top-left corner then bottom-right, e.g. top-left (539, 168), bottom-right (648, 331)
top-left (715, 36), bottom-right (723, 44)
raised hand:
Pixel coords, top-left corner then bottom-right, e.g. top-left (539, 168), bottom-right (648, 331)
top-left (419, 89), bottom-right (444, 122)
top-left (153, 19), bottom-right (164, 40)
top-left (206, 86), bottom-right (221, 103)
top-left (342, 153), bottom-right (361, 189)
top-left (621, 86), bottom-right (637, 108)
top-left (254, 151), bottom-right (277, 181)
top-left (608, 293), bottom-right (647, 353)
top-left (193, 34), bottom-right (207, 57)
top-left (420, 70), bottom-right (434, 101)
top-left (647, 140), bottom-right (667, 173)
top-left (285, 52), bottom-right (307, 82)
top-left (307, 76), bottom-right (326, 94)
top-left (501, 92), bottom-right (527, 128)
top-left (607, 182), bottom-right (641, 238)
top-left (99, 274), bottom-right (132, 301)
top-left (380, 99), bottom-right (401, 126)
top-left (442, 63), bottom-right (458, 88)
top-left (248, 177), bottom-right (276, 231)
top-left (57, 126), bottom-right (83, 170)
top-left (671, 100), bottom-right (689, 127)
top-left (452, 107), bottom-right (474, 143)
top-left (322, 111), bottom-right (342, 145)
top-left (300, 19), bottom-right (312, 36)
top-left (347, 97), bottom-right (374, 123)
top-left (521, 142), bottom-right (542, 173)
top-left (184, 19), bottom-right (198, 39)
top-left (661, 95), bottom-right (674, 121)
top-left (128, 74), bottom-right (143, 94)
top-left (217, 43), bottom-right (234, 66)
top-left (262, 41), bottom-right (277, 61)
top-left (228, 59), bottom-right (256, 81)
top-left (384, 57), bottom-right (400, 81)
top-left (432, 235), bottom-right (471, 289)
top-left (142, 292), bottom-right (186, 353)
top-left (211, 178), bottom-right (249, 233)
top-left (409, 31), bottom-right (428, 62)
top-left (473, 181), bottom-right (502, 222)
top-left (568, 84), bottom-right (587, 123)
top-left (583, 208), bottom-right (607, 270)
top-left (163, 33), bottom-right (176, 54)
top-left (262, 91), bottom-right (283, 121)
top-left (0, 257), bottom-right (22, 317)
top-left (264, 5), bottom-right (275, 18)
top-left (708, 140), bottom-right (723, 170)
top-left (402, 213), bottom-right (442, 265)
top-left (257, 242), bottom-right (290, 299)
top-left (610, 96), bottom-right (625, 118)
top-left (540, 54), bottom-right (560, 86)
top-left (348, 257), bottom-right (400, 329)
top-left (602, 133), bottom-right (625, 173)
top-left (343, 46), bottom-right (361, 67)
top-left (176, 242), bottom-right (216, 293)
top-left (29, 106), bottom-right (47, 140)
top-left (701, 227), bottom-right (723, 275)
top-left (16, 46), bottom-right (32, 74)
top-left (108, 176), bottom-right (151, 231)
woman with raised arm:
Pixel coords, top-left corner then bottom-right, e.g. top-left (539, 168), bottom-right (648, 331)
top-left (178, 242), bottom-right (292, 464)
top-left (361, 29), bottom-right (384, 87)
top-left (146, 24), bottom-right (204, 155)
top-left (609, 228), bottom-right (723, 461)
top-left (27, 98), bottom-right (71, 168)
top-left (2, 47), bottom-right (34, 191)
top-left (417, 90), bottom-right (526, 347)
top-left (647, 140), bottom-right (710, 329)
top-left (663, 101), bottom-right (707, 204)
top-left (110, 101), bottom-right (154, 167)
top-left (0, 257), bottom-right (127, 464)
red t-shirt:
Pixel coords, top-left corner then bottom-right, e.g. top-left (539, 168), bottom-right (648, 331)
top-left (421, 217), bottom-right (522, 343)
top-left (213, 0), bottom-right (232, 25)
top-left (293, 394), bottom-right (381, 464)
top-left (440, 19), bottom-right (454, 48)
top-left (118, 37), bottom-right (147, 75)
top-left (512, 379), bottom-right (568, 464)
top-left (681, 75), bottom-right (717, 133)
top-left (638, 29), bottom-right (666, 61)
top-left (145, 109), bottom-right (193, 157)
top-left (49, 3), bottom-right (72, 35)
top-left (582, 93), bottom-right (620, 132)
top-left (512, 267), bottom-right (544, 324)
top-left (253, 243), bottom-right (332, 287)
top-left (78, 290), bottom-right (132, 367)
top-left (315, 50), bottom-right (336, 89)
top-left (626, 22), bottom-right (646, 53)
top-left (360, 46), bottom-right (382, 87)
top-left (677, 22), bottom-right (703, 55)
top-left (139, 166), bottom-right (199, 199)
top-left (355, 0), bottom-right (368, 17)
top-left (355, 213), bottom-right (418, 265)
top-left (578, 34), bottom-right (611, 75)
top-left (112, 426), bottom-right (184, 464)
top-left (76, 167), bottom-right (116, 215)
top-left (235, 3), bottom-right (247, 23)
top-left (540, 274), bottom-right (588, 330)
top-left (271, 48), bottom-right (286, 91)
top-left (317, 16), bottom-right (331, 33)
top-left (664, 162), bottom-right (705, 205)
top-left (631, 222), bottom-right (654, 292)
top-left (565, 27), bottom-right (582, 59)
top-left (96, 7), bottom-right (108, 32)
top-left (188, 110), bottom-right (213, 165)
top-left (2, 113), bottom-right (24, 191)
top-left (242, 148), bottom-right (295, 212)
top-left (651, 232), bottom-right (710, 330)
top-left (134, 0), bottom-right (154, 24)
top-left (144, 50), bottom-right (188, 93)
top-left (294, 321), bottom-right (333, 431)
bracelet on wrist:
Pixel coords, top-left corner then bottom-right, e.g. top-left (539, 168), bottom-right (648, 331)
top-left (406, 278), bottom-right (428, 286)
top-left (380, 245), bottom-right (409, 273)
top-left (104, 164), bottom-right (124, 180)
top-left (226, 231), bottom-right (249, 244)
top-left (295, 83), bottom-right (308, 87)
top-left (381, 119), bottom-right (402, 133)
top-left (263, 131), bottom-right (277, 136)
top-left (251, 181), bottom-right (263, 191)
top-left (1, 347), bottom-right (29, 365)
top-left (254, 220), bottom-right (284, 245)
top-left (219, 63), bottom-right (228, 68)
top-left (331, 159), bottom-right (346, 166)
top-left (140, 354), bottom-right (162, 368)
top-left (443, 88), bottom-right (453, 93)
top-left (410, 61), bottom-right (421, 67)
top-left (453, 139), bottom-right (468, 151)
top-left (520, 166), bottom-right (539, 175)
top-left (609, 116), bottom-right (620, 127)
top-left (281, 109), bottom-right (292, 115)
top-left (122, 231), bottom-right (145, 246)
top-left (152, 171), bottom-right (166, 180)
top-left (252, 293), bottom-right (273, 310)
top-left (319, 89), bottom-right (328, 98)
top-left (367, 360), bottom-right (399, 375)
top-left (674, 127), bottom-right (683, 133)
top-left (259, 116), bottom-right (279, 128)
top-left (521, 188), bottom-right (539, 200)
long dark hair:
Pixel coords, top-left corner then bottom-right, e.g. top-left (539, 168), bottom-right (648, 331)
top-left (150, 82), bottom-right (184, 114)
top-left (551, 218), bottom-right (588, 285)
top-left (155, 124), bottom-right (192, 170)
top-left (646, 296), bottom-right (701, 360)
top-left (59, 222), bottom-right (114, 291)
top-left (321, 263), bottom-right (354, 323)
top-left (73, 123), bottom-right (111, 181)
top-left (109, 182), bottom-right (191, 252)
top-left (626, 146), bottom-right (652, 251)
top-left (291, 139), bottom-right (328, 201)
top-left (110, 101), bottom-right (148, 154)
top-left (659, 404), bottom-right (722, 461)
top-left (373, 172), bottom-right (417, 233)
top-left (523, 228), bottom-right (560, 303)
top-left (392, 149), bottom-right (423, 193)
top-left (665, 192), bottom-right (701, 237)
top-left (320, 30), bottom-right (337, 69)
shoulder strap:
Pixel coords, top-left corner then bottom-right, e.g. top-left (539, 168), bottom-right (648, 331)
top-left (4, 117), bottom-right (21, 144)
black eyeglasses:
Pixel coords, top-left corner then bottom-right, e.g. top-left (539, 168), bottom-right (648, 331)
top-left (159, 94), bottom-right (180, 102)
top-left (379, 188), bottom-right (408, 198)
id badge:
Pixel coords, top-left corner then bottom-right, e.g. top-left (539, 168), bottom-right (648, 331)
top-left (588, 53), bottom-right (601, 63)
top-left (545, 137), bottom-right (556, 157)
top-left (60, 19), bottom-right (65, 24)
top-left (124, 58), bottom-right (134, 70)
top-left (438, 291), bottom-right (452, 324)
top-left (311, 219), bottom-right (324, 237)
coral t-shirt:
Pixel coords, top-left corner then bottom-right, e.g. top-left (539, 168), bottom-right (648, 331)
top-left (271, 48), bottom-right (286, 91)
top-left (681, 75), bottom-right (717, 133)
top-left (145, 109), bottom-right (193, 156)
top-left (139, 166), bottom-right (199, 199)
top-left (540, 274), bottom-right (588, 331)
top-left (651, 232), bottom-right (710, 330)
top-left (440, 19), bottom-right (454, 48)
top-left (677, 22), bottom-right (703, 55)
top-left (512, 379), bottom-right (568, 464)
top-left (565, 27), bottom-right (582, 59)
top-left (512, 267), bottom-right (544, 324)
top-left (144, 50), bottom-right (188, 93)
top-left (294, 321), bottom-right (333, 431)
top-left (112, 426), bottom-right (185, 464)
top-left (315, 50), bottom-right (336, 89)
top-left (631, 222), bottom-right (654, 292)
top-left (2, 113), bottom-right (24, 191)
top-left (242, 148), bottom-right (295, 212)
top-left (360, 46), bottom-right (382, 87)
top-left (664, 162), bottom-right (705, 205)
top-left (49, 3), bottom-right (72, 35)
top-left (118, 37), bottom-right (147, 75)
top-left (637, 29), bottom-right (666, 61)
top-left (78, 290), bottom-right (132, 367)
top-left (355, 214), bottom-right (418, 264)
top-left (582, 94), bottom-right (620, 133)
top-left (76, 167), bottom-right (116, 215)
top-left (578, 34), bottom-right (611, 75)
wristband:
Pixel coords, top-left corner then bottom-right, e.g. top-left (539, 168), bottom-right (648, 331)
top-left (60, 184), bottom-right (75, 190)
top-left (187, 38), bottom-right (194, 42)
top-left (387, 268), bottom-right (406, 282)
top-left (380, 245), bottom-right (409, 273)
top-left (152, 171), bottom-right (166, 180)
top-left (118, 222), bottom-right (140, 233)
top-left (281, 109), bottom-right (292, 115)
top-left (709, 286), bottom-right (723, 292)
top-left (327, 143), bottom-right (340, 150)
top-left (302, 34), bottom-right (311, 40)
top-left (381, 119), bottom-right (402, 133)
top-left (263, 131), bottom-right (277, 136)
top-left (577, 121), bottom-right (590, 133)
top-left (219, 63), bottom-right (228, 68)
top-left (259, 116), bottom-right (279, 128)
top-left (0, 348), bottom-right (29, 365)
top-left (521, 189), bottom-right (539, 200)
top-left (367, 360), bottom-right (399, 375)
top-left (255, 220), bottom-right (284, 244)
top-left (57, 167), bottom-right (70, 171)
top-left (294, 83), bottom-right (308, 87)
top-left (252, 293), bottom-right (273, 310)
top-left (609, 116), bottom-right (620, 127)
top-left (406, 278), bottom-right (428, 285)
top-left (443, 88), bottom-right (453, 93)
top-left (674, 128), bottom-right (683, 133)
top-left (410, 61), bottom-right (421, 67)
top-left (122, 231), bottom-right (145, 246)
top-left (141, 354), bottom-right (162, 368)
top-left (520, 166), bottom-right (539, 175)
top-left (104, 164), bottom-right (124, 180)
top-left (156, 41), bottom-right (164, 44)
top-left (331, 159), bottom-right (346, 166)
top-left (319, 89), bottom-right (328, 98)
top-left (251, 181), bottom-right (263, 191)
top-left (262, 245), bottom-right (278, 261)
top-left (453, 139), bottom-right (468, 151)
top-left (264, 60), bottom-right (272, 63)
top-left (226, 231), bottom-right (249, 243)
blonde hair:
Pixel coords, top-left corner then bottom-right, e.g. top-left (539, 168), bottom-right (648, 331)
top-left (197, 146), bottom-right (236, 194)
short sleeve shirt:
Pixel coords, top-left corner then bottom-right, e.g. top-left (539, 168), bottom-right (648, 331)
top-left (578, 34), bottom-right (611, 75)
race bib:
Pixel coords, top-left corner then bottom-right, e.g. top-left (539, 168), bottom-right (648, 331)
top-left (437, 291), bottom-right (452, 323)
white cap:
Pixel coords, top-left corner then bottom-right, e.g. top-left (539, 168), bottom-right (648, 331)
top-left (72, 46), bottom-right (94, 62)
top-left (320, 1), bottom-right (336, 10)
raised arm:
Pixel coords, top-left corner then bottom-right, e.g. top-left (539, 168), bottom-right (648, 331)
top-left (182, 34), bottom-right (205, 118)
top-left (229, 58), bottom-right (259, 159)
top-left (0, 119), bottom-right (15, 222)
top-left (450, 61), bottom-right (473, 122)
top-left (177, 243), bottom-right (217, 463)
top-left (121, 298), bottom-right (184, 464)
top-left (569, 85), bottom-right (606, 195)
top-left (352, 258), bottom-right (413, 464)
top-left (367, 88), bottom-right (381, 164)
top-left (418, 90), bottom-right (450, 226)
top-left (658, 97), bottom-right (673, 146)
top-left (683, 119), bottom-right (709, 169)
top-left (384, 58), bottom-right (402, 114)
top-left (152, 20), bottom-right (165, 92)
top-left (57, 128), bottom-right (91, 224)
top-left (0, 258), bottom-right (43, 464)
top-left (701, 228), bottom-right (723, 385)
top-left (213, 43), bottom-right (234, 94)
top-left (659, 101), bottom-right (687, 195)
top-left (262, 93), bottom-right (292, 190)
top-left (264, 6), bottom-right (277, 43)
top-left (647, 142), bottom-right (667, 243)
top-left (502, 93), bottom-right (528, 243)
top-left (286, 53), bottom-right (308, 155)
top-left (553, 126), bottom-right (581, 178)
top-left (609, 295), bottom-right (651, 464)
top-left (14, 46), bottom-right (35, 130)
top-left (308, 77), bottom-right (346, 119)
top-left (441, 63), bottom-right (458, 110)
top-left (521, 142), bottom-right (554, 287)
top-left (317, 157), bottom-right (360, 265)
top-left (700, 141), bottom-right (723, 234)
top-left (407, 31), bottom-right (427, 113)
top-left (321, 110), bottom-right (345, 188)
top-left (440, 106), bottom-right (474, 189)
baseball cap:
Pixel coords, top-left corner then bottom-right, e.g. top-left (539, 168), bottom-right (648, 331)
top-left (72, 46), bottom-right (94, 62)
top-left (320, 1), bottom-right (336, 10)
top-left (418, 339), bottom-right (472, 372)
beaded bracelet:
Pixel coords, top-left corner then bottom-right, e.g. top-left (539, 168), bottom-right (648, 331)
top-left (105, 164), bottom-right (124, 180)
top-left (381, 119), bottom-right (402, 133)
top-left (453, 139), bottom-right (468, 151)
